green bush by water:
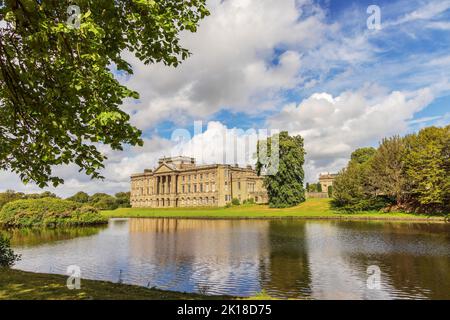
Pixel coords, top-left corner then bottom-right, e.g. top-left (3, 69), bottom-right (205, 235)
top-left (0, 198), bottom-right (108, 228)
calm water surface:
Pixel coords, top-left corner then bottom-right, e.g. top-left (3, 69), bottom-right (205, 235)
top-left (8, 218), bottom-right (450, 299)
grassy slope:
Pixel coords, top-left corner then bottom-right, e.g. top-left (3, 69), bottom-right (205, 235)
top-left (0, 268), bottom-right (236, 300)
top-left (102, 199), bottom-right (446, 221)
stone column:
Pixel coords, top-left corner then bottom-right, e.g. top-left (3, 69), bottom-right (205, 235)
top-left (164, 176), bottom-right (167, 194)
top-left (158, 176), bottom-right (161, 194)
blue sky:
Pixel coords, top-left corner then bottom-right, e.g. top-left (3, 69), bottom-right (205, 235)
top-left (147, 0), bottom-right (450, 139)
top-left (1, 0), bottom-right (449, 196)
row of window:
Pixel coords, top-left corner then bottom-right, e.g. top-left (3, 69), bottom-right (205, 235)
top-left (133, 181), bottom-right (256, 195)
top-left (132, 173), bottom-right (216, 187)
top-left (181, 183), bottom-right (216, 193)
top-left (132, 197), bottom-right (217, 207)
top-left (181, 172), bottom-right (215, 182)
top-left (133, 183), bottom-right (217, 196)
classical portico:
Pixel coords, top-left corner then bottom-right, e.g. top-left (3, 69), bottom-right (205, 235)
top-left (130, 156), bottom-right (268, 208)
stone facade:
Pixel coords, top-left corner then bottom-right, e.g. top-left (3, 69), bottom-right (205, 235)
top-left (318, 173), bottom-right (338, 192)
top-left (130, 156), bottom-right (268, 208)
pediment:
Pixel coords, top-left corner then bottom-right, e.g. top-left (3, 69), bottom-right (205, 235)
top-left (153, 163), bottom-right (176, 174)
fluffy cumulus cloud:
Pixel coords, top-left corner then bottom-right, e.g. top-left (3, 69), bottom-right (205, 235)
top-left (121, 0), bottom-right (372, 129)
top-left (268, 85), bottom-right (435, 182)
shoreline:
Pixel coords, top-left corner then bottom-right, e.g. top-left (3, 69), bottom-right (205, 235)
top-left (102, 199), bottom-right (447, 223)
top-left (0, 269), bottom-right (243, 300)
top-left (105, 215), bottom-right (447, 222)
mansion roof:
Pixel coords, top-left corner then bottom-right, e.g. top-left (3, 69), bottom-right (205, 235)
top-left (131, 156), bottom-right (255, 178)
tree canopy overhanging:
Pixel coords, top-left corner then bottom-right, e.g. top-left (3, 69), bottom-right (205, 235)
top-left (0, 0), bottom-right (209, 187)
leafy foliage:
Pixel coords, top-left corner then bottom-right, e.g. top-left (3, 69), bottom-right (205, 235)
top-left (316, 182), bottom-right (322, 193)
top-left (0, 197), bottom-right (107, 227)
top-left (0, 189), bottom-right (58, 209)
top-left (256, 131), bottom-right (306, 208)
top-left (89, 193), bottom-right (118, 210)
top-left (67, 191), bottom-right (130, 209)
top-left (327, 185), bottom-right (333, 198)
top-left (0, 0), bottom-right (209, 187)
top-left (115, 192), bottom-right (131, 208)
top-left (231, 198), bottom-right (240, 206)
top-left (332, 126), bottom-right (449, 214)
top-left (332, 148), bottom-right (386, 212)
top-left (242, 198), bottom-right (255, 205)
top-left (403, 126), bottom-right (450, 213)
top-left (67, 191), bottom-right (89, 203)
top-left (368, 136), bottom-right (406, 205)
top-left (0, 233), bottom-right (20, 268)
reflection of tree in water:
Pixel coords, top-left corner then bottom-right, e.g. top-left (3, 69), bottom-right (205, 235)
top-left (337, 220), bottom-right (450, 238)
top-left (259, 220), bottom-right (311, 299)
top-left (339, 222), bottom-right (450, 299)
top-left (348, 250), bottom-right (450, 299)
top-left (4, 226), bottom-right (106, 247)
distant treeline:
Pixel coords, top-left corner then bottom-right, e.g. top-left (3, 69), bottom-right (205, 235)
top-left (0, 191), bottom-right (130, 211)
top-left (332, 125), bottom-right (449, 214)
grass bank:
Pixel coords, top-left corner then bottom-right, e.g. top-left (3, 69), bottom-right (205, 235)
top-left (0, 268), bottom-right (238, 300)
top-left (102, 199), bottom-right (446, 222)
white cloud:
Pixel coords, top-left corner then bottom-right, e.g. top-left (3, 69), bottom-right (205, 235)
top-left (426, 21), bottom-right (450, 30)
top-left (121, 0), bottom-right (373, 129)
top-left (391, 0), bottom-right (450, 26)
top-left (267, 85), bottom-right (435, 182)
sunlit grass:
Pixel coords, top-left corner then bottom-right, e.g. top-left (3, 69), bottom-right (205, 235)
top-left (0, 269), bottom-right (283, 300)
top-left (102, 198), bottom-right (445, 221)
top-left (0, 268), bottom-right (235, 300)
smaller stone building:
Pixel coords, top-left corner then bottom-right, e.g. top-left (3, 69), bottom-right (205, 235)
top-left (319, 173), bottom-right (338, 192)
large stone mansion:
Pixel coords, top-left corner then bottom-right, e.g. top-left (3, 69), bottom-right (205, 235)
top-left (130, 156), bottom-right (268, 208)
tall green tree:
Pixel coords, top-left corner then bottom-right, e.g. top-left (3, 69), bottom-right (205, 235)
top-left (0, 190), bottom-right (24, 209)
top-left (89, 192), bottom-right (118, 210)
top-left (256, 131), bottom-right (306, 208)
top-left (115, 191), bottom-right (131, 208)
top-left (368, 136), bottom-right (406, 206)
top-left (403, 126), bottom-right (450, 213)
top-left (67, 191), bottom-right (89, 203)
top-left (0, 0), bottom-right (209, 187)
top-left (350, 147), bottom-right (376, 164)
top-left (332, 147), bottom-right (380, 211)
top-left (316, 182), bottom-right (322, 193)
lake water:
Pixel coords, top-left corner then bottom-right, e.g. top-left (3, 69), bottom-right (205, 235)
top-left (8, 218), bottom-right (450, 299)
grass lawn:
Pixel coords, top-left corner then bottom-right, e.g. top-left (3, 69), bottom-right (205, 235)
top-left (103, 198), bottom-right (446, 222)
top-left (0, 268), bottom-right (239, 300)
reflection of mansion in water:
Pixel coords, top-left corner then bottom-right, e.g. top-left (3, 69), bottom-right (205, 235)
top-left (130, 156), bottom-right (268, 208)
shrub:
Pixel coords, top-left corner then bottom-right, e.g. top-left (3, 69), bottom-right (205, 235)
top-left (89, 193), bottom-right (119, 210)
top-left (67, 191), bottom-right (89, 203)
top-left (115, 192), bottom-right (131, 208)
top-left (0, 198), bottom-right (107, 228)
top-left (0, 234), bottom-right (21, 267)
top-left (327, 186), bottom-right (333, 198)
top-left (231, 198), bottom-right (241, 206)
top-left (243, 198), bottom-right (255, 205)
